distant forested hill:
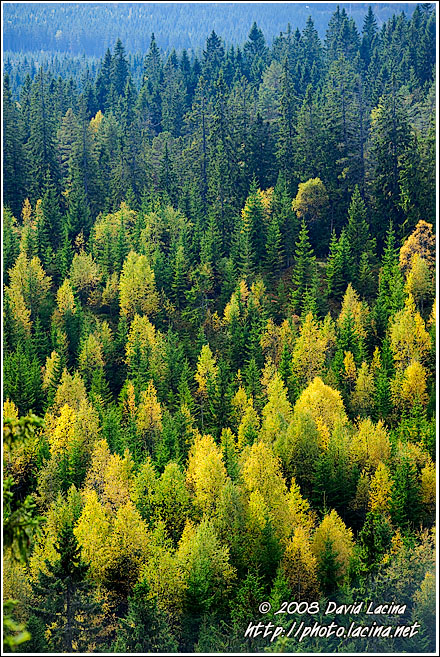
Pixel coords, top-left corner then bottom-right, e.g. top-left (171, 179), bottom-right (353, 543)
top-left (3, 2), bottom-right (421, 55)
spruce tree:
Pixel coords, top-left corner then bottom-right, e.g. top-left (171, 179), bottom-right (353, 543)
top-left (27, 68), bottom-right (60, 201)
top-left (29, 524), bottom-right (101, 653)
top-left (3, 74), bottom-right (26, 215)
top-left (291, 220), bottom-right (318, 315)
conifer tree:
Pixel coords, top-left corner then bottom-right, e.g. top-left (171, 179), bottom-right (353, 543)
top-left (27, 69), bottom-right (60, 201)
top-left (291, 221), bottom-right (318, 315)
top-left (3, 74), bottom-right (26, 215)
top-left (29, 524), bottom-right (101, 653)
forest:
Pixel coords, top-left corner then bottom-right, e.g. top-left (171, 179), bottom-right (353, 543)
top-left (3, 2), bottom-right (419, 55)
top-left (2, 2), bottom-right (437, 654)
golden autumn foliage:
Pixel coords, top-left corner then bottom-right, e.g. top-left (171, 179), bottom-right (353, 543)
top-left (56, 279), bottom-right (76, 315)
top-left (404, 253), bottom-right (434, 312)
top-left (282, 526), bottom-right (320, 601)
top-left (389, 295), bottom-right (431, 368)
top-left (260, 373), bottom-right (292, 445)
top-left (291, 312), bottom-right (334, 384)
top-left (369, 461), bottom-right (392, 514)
top-left (343, 351), bottom-right (357, 386)
top-left (293, 377), bottom-right (347, 448)
top-left (136, 381), bottom-right (163, 436)
top-left (186, 433), bottom-right (227, 513)
top-left (337, 284), bottom-right (369, 340)
top-left (312, 510), bottom-right (354, 583)
top-left (92, 203), bottom-right (137, 253)
top-left (70, 251), bottom-right (101, 300)
top-left (78, 333), bottom-right (105, 376)
top-left (73, 488), bottom-right (113, 581)
top-left (260, 317), bottom-right (297, 365)
top-left (350, 419), bottom-right (391, 471)
top-left (287, 479), bottom-right (315, 535)
top-left (350, 362), bottom-right (375, 416)
top-left (399, 360), bottom-right (428, 408)
top-left (6, 253), bottom-right (51, 335)
top-left (7, 252), bottom-right (52, 315)
top-left (119, 251), bottom-right (159, 319)
top-left (46, 404), bottom-right (76, 455)
top-left (84, 439), bottom-right (134, 512)
top-left (125, 314), bottom-right (165, 377)
top-left (194, 344), bottom-right (218, 396)
top-left (241, 441), bottom-right (297, 541)
top-left (237, 397), bottom-right (260, 449)
top-left (53, 369), bottom-right (87, 412)
top-left (292, 177), bottom-right (329, 223)
top-left (19, 199), bottom-right (38, 259)
top-left (399, 220), bottom-right (435, 272)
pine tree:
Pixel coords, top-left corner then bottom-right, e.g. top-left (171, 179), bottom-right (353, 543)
top-left (272, 172), bottom-right (297, 267)
top-left (390, 456), bottom-right (423, 529)
top-left (3, 74), bottom-right (26, 215)
top-left (360, 6), bottom-right (378, 68)
top-left (40, 169), bottom-right (64, 254)
top-left (373, 222), bottom-right (405, 337)
top-left (291, 221), bottom-right (318, 315)
top-left (113, 579), bottom-right (178, 652)
top-left (277, 58), bottom-right (297, 191)
top-left (29, 524), bottom-right (101, 653)
top-left (111, 39), bottom-right (129, 98)
top-left (265, 213), bottom-right (283, 284)
top-left (370, 78), bottom-right (412, 242)
top-left (27, 68), bottom-right (60, 201)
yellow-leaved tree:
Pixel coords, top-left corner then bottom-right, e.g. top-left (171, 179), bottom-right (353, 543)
top-left (56, 278), bottom-right (76, 316)
top-left (392, 360), bottom-right (429, 410)
top-left (6, 252), bottom-right (52, 327)
top-left (125, 314), bottom-right (166, 382)
top-left (369, 461), bottom-right (392, 515)
top-left (312, 509), bottom-right (354, 590)
top-left (293, 377), bottom-right (347, 448)
top-left (136, 381), bottom-right (163, 451)
top-left (292, 177), bottom-right (329, 224)
top-left (399, 220), bottom-right (435, 272)
top-left (53, 369), bottom-right (87, 412)
top-left (404, 253), bottom-right (434, 314)
top-left (337, 284), bottom-right (369, 342)
top-left (186, 432), bottom-right (227, 514)
top-left (389, 294), bottom-right (431, 368)
top-left (119, 251), bottom-right (159, 319)
top-left (291, 312), bottom-right (335, 386)
top-left (194, 344), bottom-right (218, 427)
top-left (260, 372), bottom-right (292, 446)
top-left (69, 251), bottom-right (101, 304)
top-left (350, 361), bottom-right (375, 417)
top-left (73, 488), bottom-right (112, 582)
top-left (282, 526), bottom-right (320, 601)
top-left (241, 441), bottom-right (295, 541)
top-left (350, 419), bottom-right (391, 471)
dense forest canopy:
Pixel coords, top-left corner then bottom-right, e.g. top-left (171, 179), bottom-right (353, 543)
top-left (3, 2), bottom-right (421, 54)
top-left (3, 2), bottom-right (437, 654)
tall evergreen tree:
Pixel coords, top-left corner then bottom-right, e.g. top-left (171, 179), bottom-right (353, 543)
top-left (29, 525), bottom-right (101, 653)
top-left (291, 220), bottom-right (318, 315)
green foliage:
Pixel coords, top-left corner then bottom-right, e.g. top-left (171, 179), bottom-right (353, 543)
top-left (114, 579), bottom-right (178, 653)
top-left (29, 524), bottom-right (101, 652)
